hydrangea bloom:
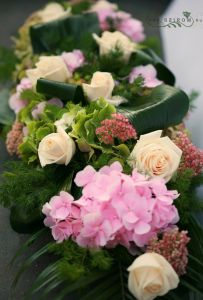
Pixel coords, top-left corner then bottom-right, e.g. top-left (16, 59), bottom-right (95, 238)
top-left (129, 64), bottom-right (163, 88)
top-left (43, 162), bottom-right (179, 249)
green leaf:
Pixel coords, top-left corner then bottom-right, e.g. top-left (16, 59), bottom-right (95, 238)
top-left (133, 49), bottom-right (175, 86)
top-left (30, 13), bottom-right (100, 54)
top-left (0, 89), bottom-right (15, 125)
top-left (118, 84), bottom-right (189, 134)
top-left (20, 89), bottom-right (45, 102)
top-left (36, 79), bottom-right (85, 103)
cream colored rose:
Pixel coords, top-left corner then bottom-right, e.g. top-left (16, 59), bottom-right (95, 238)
top-left (93, 31), bottom-right (136, 62)
top-left (38, 126), bottom-right (75, 167)
top-left (90, 0), bottom-right (118, 12)
top-left (82, 71), bottom-right (127, 106)
top-left (26, 56), bottom-right (71, 87)
top-left (128, 253), bottom-right (179, 300)
top-left (129, 130), bottom-right (182, 182)
top-left (37, 3), bottom-right (71, 23)
top-left (82, 71), bottom-right (114, 101)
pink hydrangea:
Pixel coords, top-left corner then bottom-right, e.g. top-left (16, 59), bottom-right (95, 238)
top-left (129, 64), bottom-right (163, 88)
top-left (61, 50), bottom-right (85, 73)
top-left (43, 162), bottom-right (179, 249)
top-left (42, 191), bottom-right (81, 242)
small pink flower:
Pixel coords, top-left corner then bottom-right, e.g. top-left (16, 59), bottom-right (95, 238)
top-left (118, 18), bottom-right (145, 42)
top-left (48, 191), bottom-right (74, 220)
top-left (31, 102), bottom-right (46, 120)
top-left (52, 221), bottom-right (73, 243)
top-left (9, 93), bottom-right (28, 114)
top-left (74, 165), bottom-right (96, 187)
top-left (31, 98), bottom-right (63, 119)
top-left (129, 64), bottom-right (163, 88)
top-left (61, 50), bottom-right (85, 73)
top-left (16, 78), bottom-right (32, 93)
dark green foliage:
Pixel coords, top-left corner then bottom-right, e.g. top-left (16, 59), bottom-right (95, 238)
top-left (0, 161), bottom-right (58, 232)
top-left (0, 89), bottom-right (15, 125)
top-left (0, 45), bottom-right (17, 82)
top-left (71, 1), bottom-right (92, 14)
top-left (169, 170), bottom-right (203, 224)
top-left (140, 37), bottom-right (163, 57)
top-left (188, 90), bottom-right (199, 110)
top-left (30, 13), bottom-right (100, 54)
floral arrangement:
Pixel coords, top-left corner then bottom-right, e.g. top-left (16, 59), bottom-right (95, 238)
top-left (0, 1), bottom-right (203, 300)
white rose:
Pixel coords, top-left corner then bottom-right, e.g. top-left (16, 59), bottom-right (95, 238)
top-left (38, 126), bottom-right (75, 167)
top-left (93, 31), bottom-right (136, 62)
top-left (37, 3), bottom-right (71, 23)
top-left (82, 71), bottom-right (114, 101)
top-left (82, 71), bottom-right (127, 106)
top-left (129, 130), bottom-right (182, 182)
top-left (26, 56), bottom-right (71, 87)
top-left (90, 0), bottom-right (118, 11)
top-left (128, 253), bottom-right (179, 300)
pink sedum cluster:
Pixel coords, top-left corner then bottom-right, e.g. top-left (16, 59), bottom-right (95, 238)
top-left (129, 64), bottom-right (163, 88)
top-left (147, 228), bottom-right (190, 275)
top-left (42, 162), bottom-right (179, 249)
top-left (96, 113), bottom-right (136, 144)
top-left (174, 131), bottom-right (203, 175)
top-left (61, 50), bottom-right (85, 73)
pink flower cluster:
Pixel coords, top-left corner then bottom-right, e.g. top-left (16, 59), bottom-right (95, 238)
top-left (9, 78), bottom-right (32, 114)
top-left (95, 8), bottom-right (145, 42)
top-left (147, 228), bottom-right (190, 275)
top-left (42, 162), bottom-right (179, 249)
top-left (129, 64), bottom-right (163, 88)
top-left (61, 50), bottom-right (85, 73)
top-left (174, 131), bottom-right (203, 175)
top-left (95, 113), bottom-right (136, 144)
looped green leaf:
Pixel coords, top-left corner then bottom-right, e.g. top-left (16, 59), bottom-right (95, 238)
top-left (30, 13), bottom-right (100, 54)
top-left (118, 84), bottom-right (189, 134)
top-left (36, 79), bottom-right (85, 103)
